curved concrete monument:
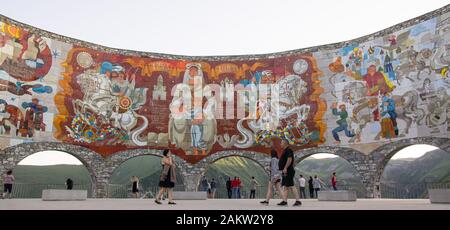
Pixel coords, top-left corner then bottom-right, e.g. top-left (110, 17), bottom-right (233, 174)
top-left (0, 5), bottom-right (449, 197)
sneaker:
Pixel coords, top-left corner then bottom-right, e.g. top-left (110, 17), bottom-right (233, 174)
top-left (154, 199), bottom-right (162, 205)
top-left (277, 201), bottom-right (287, 206)
top-left (293, 201), bottom-right (302, 206)
top-left (260, 200), bottom-right (269, 204)
top-left (168, 202), bottom-right (176, 205)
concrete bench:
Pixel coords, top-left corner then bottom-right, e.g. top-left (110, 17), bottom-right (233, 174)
top-left (318, 190), bottom-right (357, 201)
top-left (172, 191), bottom-right (207, 200)
top-left (42, 189), bottom-right (87, 201)
top-left (428, 189), bottom-right (450, 204)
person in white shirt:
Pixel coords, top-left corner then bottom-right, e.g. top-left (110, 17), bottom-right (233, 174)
top-left (298, 174), bottom-right (306, 199)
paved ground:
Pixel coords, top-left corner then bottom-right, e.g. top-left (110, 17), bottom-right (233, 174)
top-left (1, 199), bottom-right (450, 210)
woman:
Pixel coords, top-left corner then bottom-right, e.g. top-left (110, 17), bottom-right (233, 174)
top-left (2, 170), bottom-right (14, 199)
top-left (131, 176), bottom-right (140, 198)
top-left (155, 149), bottom-right (177, 205)
top-left (260, 150), bottom-right (283, 205)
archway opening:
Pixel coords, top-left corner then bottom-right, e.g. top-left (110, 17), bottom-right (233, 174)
top-left (108, 155), bottom-right (185, 198)
top-left (295, 153), bottom-right (366, 198)
top-left (13, 150), bottom-right (93, 198)
top-left (201, 156), bottom-right (269, 199)
top-left (380, 144), bottom-right (450, 198)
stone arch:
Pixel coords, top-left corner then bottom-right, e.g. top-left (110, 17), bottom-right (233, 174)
top-left (189, 150), bottom-right (271, 192)
top-left (0, 142), bottom-right (104, 197)
top-left (370, 137), bottom-right (450, 197)
top-left (294, 146), bottom-right (373, 197)
top-left (103, 148), bottom-right (189, 195)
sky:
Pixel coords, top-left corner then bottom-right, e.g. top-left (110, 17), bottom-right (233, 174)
top-left (0, 0), bottom-right (448, 56)
top-left (4, 0), bottom-right (448, 165)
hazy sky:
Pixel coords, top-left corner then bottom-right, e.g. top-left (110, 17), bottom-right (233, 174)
top-left (4, 1), bottom-right (447, 165)
top-left (0, 0), bottom-right (448, 56)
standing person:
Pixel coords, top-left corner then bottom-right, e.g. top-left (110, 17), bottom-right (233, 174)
top-left (200, 176), bottom-right (208, 192)
top-left (308, 176), bottom-right (314, 198)
top-left (331, 172), bottom-right (337, 191)
top-left (226, 177), bottom-right (232, 199)
top-left (237, 177), bottom-right (242, 199)
top-left (155, 149), bottom-right (177, 205)
top-left (261, 150), bottom-right (284, 205)
top-left (66, 178), bottom-right (73, 190)
top-left (210, 178), bottom-right (216, 199)
top-left (2, 170), bottom-right (14, 199)
top-left (231, 177), bottom-right (239, 198)
top-left (298, 175), bottom-right (306, 198)
top-left (313, 175), bottom-right (325, 198)
top-left (249, 176), bottom-right (259, 199)
top-left (131, 176), bottom-right (140, 198)
top-left (206, 181), bottom-right (212, 198)
top-left (277, 139), bottom-right (301, 206)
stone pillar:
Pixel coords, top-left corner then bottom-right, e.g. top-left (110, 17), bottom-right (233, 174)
top-left (180, 164), bottom-right (206, 192)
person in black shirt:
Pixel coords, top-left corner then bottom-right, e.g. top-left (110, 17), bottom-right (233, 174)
top-left (277, 139), bottom-right (301, 206)
top-left (226, 177), bottom-right (232, 199)
top-left (66, 178), bottom-right (73, 190)
top-left (308, 176), bottom-right (314, 198)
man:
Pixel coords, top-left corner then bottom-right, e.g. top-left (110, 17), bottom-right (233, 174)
top-left (200, 176), bottom-right (208, 192)
top-left (226, 177), bottom-right (232, 199)
top-left (331, 172), bottom-right (337, 191)
top-left (277, 139), bottom-right (301, 206)
top-left (249, 176), bottom-right (259, 199)
top-left (231, 177), bottom-right (239, 198)
top-left (298, 174), bottom-right (306, 198)
top-left (210, 178), bottom-right (216, 199)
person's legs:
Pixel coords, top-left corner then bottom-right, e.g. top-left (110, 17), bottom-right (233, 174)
top-left (265, 181), bottom-right (273, 201)
top-left (168, 188), bottom-right (175, 203)
top-left (290, 186), bottom-right (300, 201)
top-left (156, 187), bottom-right (165, 201)
top-left (227, 189), bottom-right (232, 199)
top-left (333, 185), bottom-right (337, 191)
top-left (237, 188), bottom-right (241, 198)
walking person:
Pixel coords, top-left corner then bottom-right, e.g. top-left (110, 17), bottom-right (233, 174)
top-left (331, 172), bottom-right (337, 191)
top-left (155, 149), bottom-right (177, 205)
top-left (277, 139), bottom-right (301, 206)
top-left (249, 176), bottom-right (259, 199)
top-left (231, 177), bottom-right (239, 198)
top-left (237, 177), bottom-right (242, 199)
top-left (226, 177), bottom-right (232, 199)
top-left (131, 176), bottom-right (140, 198)
top-left (298, 175), bottom-right (306, 198)
top-left (260, 149), bottom-right (284, 205)
top-left (66, 178), bottom-right (73, 190)
top-left (308, 176), bottom-right (314, 198)
top-left (313, 175), bottom-right (325, 198)
top-left (210, 178), bottom-right (216, 199)
top-left (2, 170), bottom-right (14, 199)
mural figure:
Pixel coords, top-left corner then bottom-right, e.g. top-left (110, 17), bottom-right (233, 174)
top-left (331, 102), bottom-right (355, 144)
top-left (19, 98), bottom-right (47, 137)
top-left (168, 63), bottom-right (217, 155)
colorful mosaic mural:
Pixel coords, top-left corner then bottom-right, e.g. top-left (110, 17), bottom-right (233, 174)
top-left (0, 8), bottom-right (449, 163)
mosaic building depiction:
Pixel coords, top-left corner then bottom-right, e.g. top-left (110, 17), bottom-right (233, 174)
top-left (0, 5), bottom-right (449, 197)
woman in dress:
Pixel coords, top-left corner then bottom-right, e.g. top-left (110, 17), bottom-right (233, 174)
top-left (155, 149), bottom-right (177, 205)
